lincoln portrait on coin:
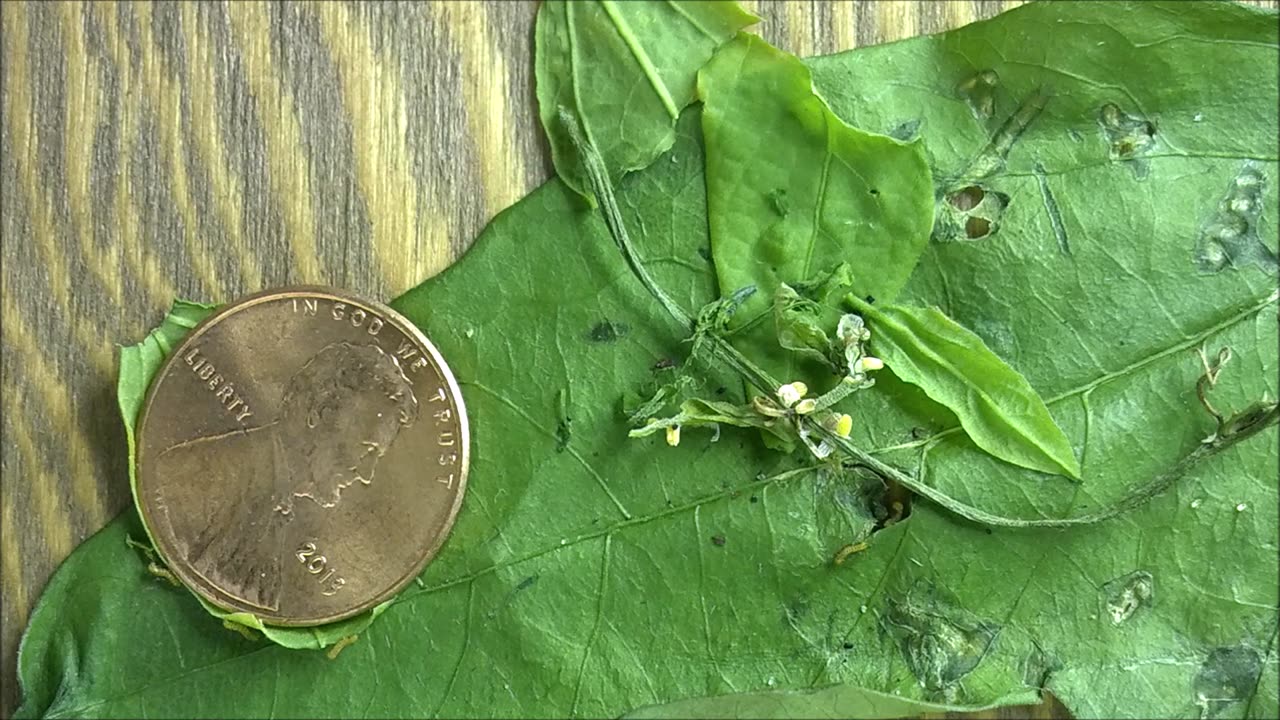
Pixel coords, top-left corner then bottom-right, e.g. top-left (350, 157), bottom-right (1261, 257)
top-left (151, 341), bottom-right (419, 612)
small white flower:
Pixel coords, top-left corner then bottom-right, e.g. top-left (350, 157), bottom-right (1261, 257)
top-left (854, 356), bottom-right (884, 373)
top-left (666, 425), bottom-right (681, 447)
top-left (776, 381), bottom-right (808, 407)
top-left (837, 314), bottom-right (870, 345)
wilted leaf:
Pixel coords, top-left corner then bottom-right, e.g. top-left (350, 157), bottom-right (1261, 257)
top-left (772, 284), bottom-right (840, 372)
top-left (629, 397), bottom-right (792, 447)
top-left (536, 0), bottom-right (756, 200)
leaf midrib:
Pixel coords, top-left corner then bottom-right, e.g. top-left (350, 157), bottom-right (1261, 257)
top-left (598, 0), bottom-right (680, 120)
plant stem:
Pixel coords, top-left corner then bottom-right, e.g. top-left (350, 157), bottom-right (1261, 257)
top-left (560, 108), bottom-right (692, 330)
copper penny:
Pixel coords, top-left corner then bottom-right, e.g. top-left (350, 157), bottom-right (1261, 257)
top-left (136, 287), bottom-right (469, 626)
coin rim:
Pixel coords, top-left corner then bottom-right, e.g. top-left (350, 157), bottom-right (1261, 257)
top-left (135, 286), bottom-right (470, 627)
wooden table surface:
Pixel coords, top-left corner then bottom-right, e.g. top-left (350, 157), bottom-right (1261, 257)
top-left (1, 1), bottom-right (1266, 717)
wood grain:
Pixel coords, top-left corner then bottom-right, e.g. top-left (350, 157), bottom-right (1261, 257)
top-left (0, 2), bottom-right (1269, 717)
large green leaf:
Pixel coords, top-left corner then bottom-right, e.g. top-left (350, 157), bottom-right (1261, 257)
top-left (845, 297), bottom-right (1081, 480)
top-left (15, 3), bottom-right (1279, 720)
top-left (536, 0), bottom-right (756, 200)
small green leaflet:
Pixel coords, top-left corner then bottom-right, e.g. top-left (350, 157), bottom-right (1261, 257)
top-left (117, 301), bottom-right (387, 650)
top-left (536, 0), bottom-right (757, 201)
top-left (846, 295), bottom-right (1081, 480)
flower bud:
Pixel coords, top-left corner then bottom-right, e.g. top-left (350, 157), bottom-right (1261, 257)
top-left (854, 356), bottom-right (884, 373)
top-left (665, 425), bottom-right (681, 447)
top-left (835, 414), bottom-right (853, 438)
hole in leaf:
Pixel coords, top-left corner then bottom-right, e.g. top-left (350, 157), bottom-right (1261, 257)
top-left (965, 216), bottom-right (992, 239)
top-left (1098, 103), bottom-right (1158, 163)
top-left (947, 185), bottom-right (985, 211)
top-left (872, 477), bottom-right (913, 531)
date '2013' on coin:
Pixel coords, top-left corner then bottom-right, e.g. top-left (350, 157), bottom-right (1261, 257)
top-left (136, 287), bottom-right (469, 626)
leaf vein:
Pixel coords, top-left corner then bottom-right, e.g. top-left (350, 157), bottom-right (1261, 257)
top-left (430, 580), bottom-right (475, 717)
top-left (599, 0), bottom-right (680, 119)
top-left (569, 534), bottom-right (612, 717)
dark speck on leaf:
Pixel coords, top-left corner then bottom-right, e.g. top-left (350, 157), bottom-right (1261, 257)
top-left (516, 575), bottom-right (538, 591)
top-left (587, 320), bottom-right (629, 343)
top-left (715, 386), bottom-right (726, 395)
top-left (750, 496), bottom-right (759, 504)
top-left (889, 118), bottom-right (922, 141)
top-left (843, 642), bottom-right (855, 650)
top-left (654, 358), bottom-right (677, 370)
top-left (555, 421), bottom-right (571, 453)
top-left (697, 247), bottom-right (712, 261)
top-left (865, 295), bottom-right (875, 304)
top-left (869, 188), bottom-right (879, 196)
top-left (767, 188), bottom-right (790, 216)
top-left (711, 534), bottom-right (726, 547)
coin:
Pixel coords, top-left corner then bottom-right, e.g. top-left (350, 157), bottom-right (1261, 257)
top-left (136, 287), bottom-right (469, 626)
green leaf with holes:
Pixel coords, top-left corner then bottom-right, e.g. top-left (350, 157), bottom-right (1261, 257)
top-left (15, 3), bottom-right (1280, 720)
top-left (846, 296), bottom-right (1081, 479)
top-left (536, 0), bottom-right (757, 201)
